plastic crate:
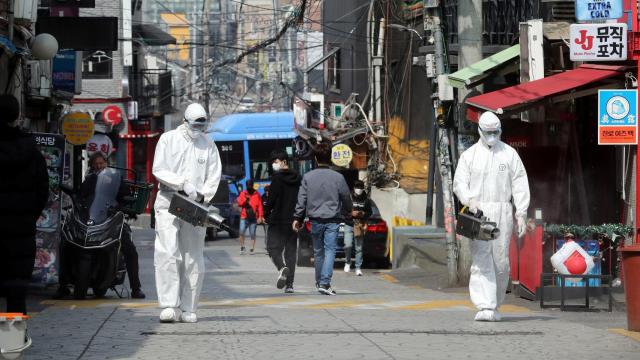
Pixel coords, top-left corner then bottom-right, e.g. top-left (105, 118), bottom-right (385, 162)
top-left (122, 181), bottom-right (153, 214)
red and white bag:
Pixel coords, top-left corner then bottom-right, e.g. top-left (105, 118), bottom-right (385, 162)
top-left (550, 240), bottom-right (595, 281)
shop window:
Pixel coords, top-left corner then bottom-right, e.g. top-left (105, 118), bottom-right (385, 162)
top-left (327, 48), bottom-right (341, 93)
top-left (82, 50), bottom-right (113, 79)
top-left (248, 140), bottom-right (291, 181)
top-left (217, 141), bottom-right (245, 179)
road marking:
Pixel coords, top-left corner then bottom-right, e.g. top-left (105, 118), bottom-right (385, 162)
top-left (305, 299), bottom-right (383, 309)
top-left (41, 299), bottom-right (154, 309)
top-left (397, 300), bottom-right (532, 313)
top-left (40, 296), bottom-right (531, 313)
top-left (380, 274), bottom-right (399, 283)
top-left (609, 328), bottom-right (640, 342)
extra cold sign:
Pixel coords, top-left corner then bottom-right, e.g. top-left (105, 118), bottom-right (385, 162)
top-left (576, 0), bottom-right (623, 21)
top-left (598, 89), bottom-right (638, 145)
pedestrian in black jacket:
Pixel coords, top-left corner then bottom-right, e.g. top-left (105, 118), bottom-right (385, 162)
top-left (265, 149), bottom-right (302, 293)
top-left (0, 94), bottom-right (49, 314)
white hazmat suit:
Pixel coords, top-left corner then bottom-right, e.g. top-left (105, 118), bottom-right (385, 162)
top-left (453, 112), bottom-right (530, 322)
top-left (152, 104), bottom-right (221, 323)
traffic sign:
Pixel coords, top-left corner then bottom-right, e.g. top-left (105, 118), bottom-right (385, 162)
top-left (331, 143), bottom-right (353, 167)
top-left (598, 89), bottom-right (637, 145)
top-left (102, 105), bottom-right (123, 126)
top-left (62, 112), bottom-right (95, 145)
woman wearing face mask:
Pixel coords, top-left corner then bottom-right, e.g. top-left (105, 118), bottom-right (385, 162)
top-left (343, 180), bottom-right (371, 276)
top-left (237, 179), bottom-right (264, 254)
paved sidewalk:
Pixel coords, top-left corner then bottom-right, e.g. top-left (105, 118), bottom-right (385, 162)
top-left (13, 230), bottom-right (640, 359)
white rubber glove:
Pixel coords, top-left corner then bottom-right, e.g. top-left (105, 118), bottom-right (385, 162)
top-left (468, 198), bottom-right (480, 214)
top-left (183, 181), bottom-right (198, 200)
top-left (517, 216), bottom-right (527, 238)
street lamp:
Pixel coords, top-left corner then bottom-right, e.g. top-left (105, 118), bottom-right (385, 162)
top-left (387, 24), bottom-right (426, 42)
top-left (30, 33), bottom-right (58, 60)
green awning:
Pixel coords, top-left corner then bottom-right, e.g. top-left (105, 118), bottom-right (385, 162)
top-left (447, 44), bottom-right (520, 89)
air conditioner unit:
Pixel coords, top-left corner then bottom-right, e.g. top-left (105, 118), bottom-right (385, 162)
top-left (27, 61), bottom-right (52, 98)
top-left (330, 103), bottom-right (344, 119)
top-left (14, 0), bottom-right (38, 23)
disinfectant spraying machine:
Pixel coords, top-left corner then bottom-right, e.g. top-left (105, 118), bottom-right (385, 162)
top-left (168, 193), bottom-right (230, 231)
top-left (456, 207), bottom-right (500, 241)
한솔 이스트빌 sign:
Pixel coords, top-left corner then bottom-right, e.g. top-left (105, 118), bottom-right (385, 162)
top-left (598, 89), bottom-right (638, 145)
top-left (331, 143), bottom-right (353, 167)
top-left (570, 23), bottom-right (627, 61)
top-left (575, 0), bottom-right (623, 21)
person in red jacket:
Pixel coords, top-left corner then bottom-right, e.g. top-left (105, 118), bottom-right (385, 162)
top-left (237, 179), bottom-right (264, 254)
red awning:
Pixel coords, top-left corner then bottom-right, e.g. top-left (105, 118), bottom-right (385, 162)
top-left (465, 64), bottom-right (625, 122)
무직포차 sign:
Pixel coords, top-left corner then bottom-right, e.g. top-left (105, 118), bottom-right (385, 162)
top-left (598, 89), bottom-right (637, 145)
top-left (575, 0), bottom-right (623, 21)
top-left (570, 23), bottom-right (627, 61)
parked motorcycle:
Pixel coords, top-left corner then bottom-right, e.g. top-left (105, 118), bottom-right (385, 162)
top-left (60, 168), bottom-right (138, 299)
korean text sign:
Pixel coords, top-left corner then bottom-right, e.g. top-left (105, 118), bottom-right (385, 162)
top-left (598, 89), bottom-right (638, 145)
top-left (570, 23), bottom-right (627, 61)
top-left (575, 0), bottom-right (623, 21)
top-left (32, 133), bottom-right (65, 284)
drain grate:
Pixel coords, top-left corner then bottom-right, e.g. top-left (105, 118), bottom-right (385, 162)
top-left (141, 330), bottom-right (543, 336)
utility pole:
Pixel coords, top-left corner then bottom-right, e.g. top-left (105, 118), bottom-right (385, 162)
top-left (456, 0), bottom-right (483, 283)
top-left (190, 4), bottom-right (198, 102)
top-left (272, 0), bottom-right (281, 111)
top-left (425, 3), bottom-right (458, 286)
top-left (203, 0), bottom-right (212, 112)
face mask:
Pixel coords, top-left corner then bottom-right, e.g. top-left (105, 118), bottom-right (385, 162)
top-left (354, 189), bottom-right (364, 196)
top-left (272, 163), bottom-right (281, 172)
top-left (484, 134), bottom-right (498, 146)
top-left (479, 128), bottom-right (501, 147)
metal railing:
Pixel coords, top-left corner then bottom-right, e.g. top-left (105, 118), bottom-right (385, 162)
top-left (442, 0), bottom-right (574, 46)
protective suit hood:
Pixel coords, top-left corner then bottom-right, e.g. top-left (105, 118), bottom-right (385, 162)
top-left (478, 112), bottom-right (502, 147)
top-left (183, 103), bottom-right (209, 137)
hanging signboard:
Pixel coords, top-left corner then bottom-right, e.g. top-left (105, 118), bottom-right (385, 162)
top-left (570, 23), bottom-right (627, 61)
top-left (598, 89), bottom-right (638, 145)
top-left (52, 50), bottom-right (77, 94)
top-left (575, 0), bottom-right (623, 21)
top-left (102, 105), bottom-right (123, 126)
top-left (62, 112), bottom-right (94, 145)
top-left (331, 143), bottom-right (353, 167)
top-left (86, 133), bottom-right (113, 156)
top-left (32, 133), bottom-right (66, 284)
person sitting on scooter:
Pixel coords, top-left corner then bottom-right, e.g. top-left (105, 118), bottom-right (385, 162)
top-left (54, 152), bottom-right (146, 299)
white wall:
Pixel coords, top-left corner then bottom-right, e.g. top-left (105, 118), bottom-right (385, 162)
top-left (371, 187), bottom-right (428, 226)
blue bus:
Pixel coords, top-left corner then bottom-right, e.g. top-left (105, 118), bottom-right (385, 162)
top-left (209, 112), bottom-right (304, 194)
top-left (207, 112), bottom-right (312, 238)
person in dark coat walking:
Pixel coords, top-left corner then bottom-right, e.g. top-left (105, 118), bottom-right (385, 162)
top-left (0, 94), bottom-right (49, 314)
top-left (265, 150), bottom-right (302, 293)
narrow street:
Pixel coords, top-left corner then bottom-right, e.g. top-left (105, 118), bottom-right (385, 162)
top-left (22, 229), bottom-right (640, 360)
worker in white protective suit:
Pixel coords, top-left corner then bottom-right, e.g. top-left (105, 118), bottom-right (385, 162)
top-left (453, 112), bottom-right (530, 322)
top-left (152, 103), bottom-right (221, 323)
